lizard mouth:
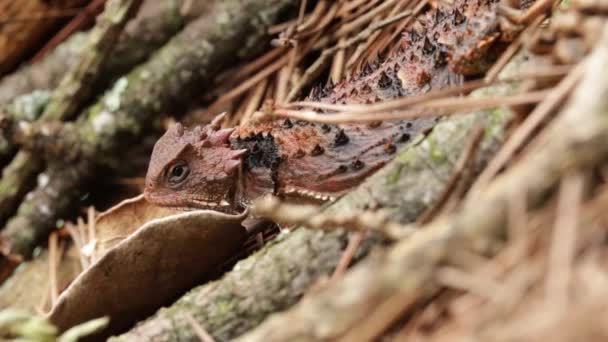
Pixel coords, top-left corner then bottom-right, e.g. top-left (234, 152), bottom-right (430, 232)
top-left (143, 190), bottom-right (242, 214)
top-left (189, 198), bottom-right (234, 212)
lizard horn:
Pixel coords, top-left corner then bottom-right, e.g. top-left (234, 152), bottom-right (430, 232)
top-left (209, 112), bottom-right (228, 130)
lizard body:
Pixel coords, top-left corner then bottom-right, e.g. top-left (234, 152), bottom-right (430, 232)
top-left (144, 0), bottom-right (515, 213)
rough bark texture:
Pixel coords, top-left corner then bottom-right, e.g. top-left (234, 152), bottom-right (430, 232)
top-left (110, 59), bottom-right (523, 340)
top-left (0, 0), bottom-right (192, 104)
top-left (236, 27), bottom-right (608, 342)
top-left (0, 0), bottom-right (297, 259)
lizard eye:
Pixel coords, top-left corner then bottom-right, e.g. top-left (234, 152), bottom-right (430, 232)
top-left (168, 162), bottom-right (190, 185)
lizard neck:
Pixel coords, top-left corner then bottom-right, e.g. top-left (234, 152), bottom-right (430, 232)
top-left (231, 132), bottom-right (280, 205)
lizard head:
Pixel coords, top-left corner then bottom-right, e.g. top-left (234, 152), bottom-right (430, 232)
top-left (144, 113), bottom-right (247, 213)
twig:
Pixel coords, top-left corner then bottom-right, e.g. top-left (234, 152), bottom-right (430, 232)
top-left (357, 0), bottom-right (420, 70)
top-left (417, 125), bottom-right (485, 225)
top-left (296, 0), bottom-right (328, 33)
top-left (65, 221), bottom-right (87, 270)
top-left (185, 313), bottom-right (216, 342)
top-left (330, 37), bottom-right (346, 84)
top-left (435, 266), bottom-right (503, 301)
top-left (48, 232), bottom-right (59, 306)
top-left (287, 65), bottom-right (570, 112)
top-left (328, 0), bottom-right (398, 44)
top-left (216, 47), bottom-right (287, 85)
top-left (252, 196), bottom-right (415, 240)
top-left (277, 89), bottom-right (550, 124)
top-left (545, 171), bottom-right (584, 313)
top-left (331, 231), bottom-right (366, 280)
top-left (242, 79), bottom-right (269, 123)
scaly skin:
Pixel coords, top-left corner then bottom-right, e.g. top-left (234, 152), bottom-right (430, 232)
top-left (145, 0), bottom-right (512, 213)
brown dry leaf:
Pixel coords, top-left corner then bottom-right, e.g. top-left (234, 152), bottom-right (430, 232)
top-left (90, 194), bottom-right (181, 262)
top-left (48, 196), bottom-right (248, 336)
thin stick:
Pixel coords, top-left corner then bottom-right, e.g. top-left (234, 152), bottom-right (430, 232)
top-left (381, 0), bottom-right (427, 60)
top-left (87, 207), bottom-right (96, 247)
top-left (331, 231), bottom-right (366, 280)
top-left (359, 0), bottom-right (416, 68)
top-left (545, 172), bottom-right (584, 313)
top-left (48, 232), bottom-right (59, 306)
top-left (185, 313), bottom-right (216, 342)
top-left (435, 266), bottom-right (502, 300)
top-left (275, 66), bottom-right (290, 102)
top-left (330, 37), bottom-right (347, 84)
top-left (276, 89), bottom-right (550, 124)
top-left (242, 79), bottom-right (269, 123)
top-left (330, 0), bottom-right (398, 43)
top-left (252, 196), bottom-right (415, 240)
top-left (417, 126), bottom-right (485, 225)
top-left (297, 0), bottom-right (328, 33)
